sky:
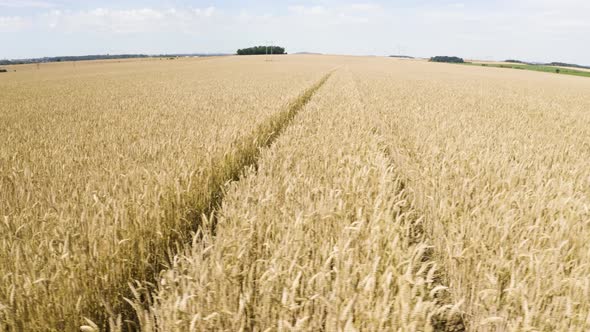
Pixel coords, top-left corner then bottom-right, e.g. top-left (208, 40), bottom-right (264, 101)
top-left (1, 0), bottom-right (589, 64)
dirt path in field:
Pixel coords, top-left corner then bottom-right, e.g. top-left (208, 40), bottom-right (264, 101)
top-left (349, 71), bottom-right (466, 332)
top-left (377, 151), bottom-right (466, 332)
top-left (195, 71), bottom-right (335, 238)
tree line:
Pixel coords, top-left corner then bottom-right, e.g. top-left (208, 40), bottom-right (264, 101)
top-left (430, 56), bottom-right (465, 63)
top-left (0, 53), bottom-right (229, 66)
top-left (237, 46), bottom-right (286, 55)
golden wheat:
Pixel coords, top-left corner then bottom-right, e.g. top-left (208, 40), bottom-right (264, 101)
top-left (2, 55), bottom-right (589, 331)
top-left (351, 58), bottom-right (590, 331)
top-left (139, 68), bottom-right (463, 331)
top-left (0, 56), bottom-right (334, 330)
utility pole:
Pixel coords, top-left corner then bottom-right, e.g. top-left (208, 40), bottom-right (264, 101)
top-left (265, 40), bottom-right (274, 62)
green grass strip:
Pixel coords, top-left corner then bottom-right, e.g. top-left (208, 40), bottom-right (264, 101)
top-left (463, 62), bottom-right (590, 78)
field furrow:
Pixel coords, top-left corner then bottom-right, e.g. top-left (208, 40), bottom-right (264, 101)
top-left (350, 59), bottom-right (590, 331)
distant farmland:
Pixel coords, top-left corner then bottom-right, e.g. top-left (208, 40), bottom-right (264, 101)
top-left (466, 60), bottom-right (590, 77)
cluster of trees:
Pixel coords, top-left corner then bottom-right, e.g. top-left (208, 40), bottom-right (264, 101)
top-left (237, 46), bottom-right (286, 55)
top-left (430, 56), bottom-right (464, 63)
top-left (0, 68), bottom-right (7, 73)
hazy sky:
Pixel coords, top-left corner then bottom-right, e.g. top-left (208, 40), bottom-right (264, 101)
top-left (1, 0), bottom-right (589, 64)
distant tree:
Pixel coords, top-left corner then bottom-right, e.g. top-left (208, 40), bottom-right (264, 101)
top-left (389, 55), bottom-right (414, 59)
top-left (555, 68), bottom-right (560, 73)
top-left (0, 68), bottom-right (7, 73)
top-left (505, 59), bottom-right (528, 64)
top-left (237, 46), bottom-right (286, 55)
top-left (429, 56), bottom-right (464, 63)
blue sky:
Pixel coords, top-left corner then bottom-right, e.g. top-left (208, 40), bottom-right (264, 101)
top-left (1, 0), bottom-right (589, 64)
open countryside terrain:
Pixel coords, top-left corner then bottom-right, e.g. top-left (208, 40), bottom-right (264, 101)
top-left (465, 60), bottom-right (590, 77)
top-left (1, 55), bottom-right (590, 331)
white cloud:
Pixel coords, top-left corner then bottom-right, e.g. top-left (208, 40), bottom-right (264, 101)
top-left (0, 0), bottom-right (55, 8)
top-left (347, 3), bottom-right (381, 11)
top-left (421, 0), bottom-right (590, 37)
top-left (288, 5), bottom-right (326, 16)
top-left (35, 7), bottom-right (218, 34)
top-left (286, 3), bottom-right (381, 25)
top-left (193, 6), bottom-right (216, 17)
top-left (514, 0), bottom-right (590, 9)
top-left (0, 15), bottom-right (30, 31)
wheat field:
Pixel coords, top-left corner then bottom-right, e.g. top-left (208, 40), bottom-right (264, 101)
top-left (1, 55), bottom-right (589, 331)
top-left (0, 56), bottom-right (334, 330)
